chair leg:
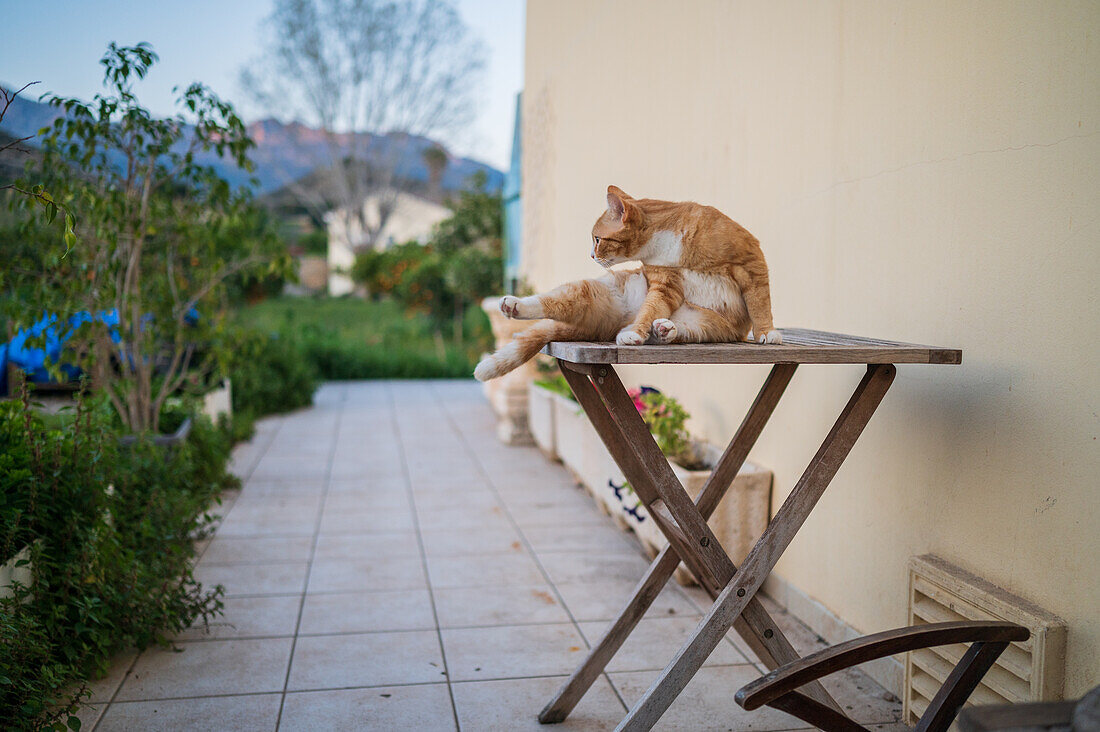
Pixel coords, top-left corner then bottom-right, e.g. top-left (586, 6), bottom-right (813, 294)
top-left (616, 364), bottom-right (896, 731)
top-left (915, 641), bottom-right (1011, 732)
top-left (769, 693), bottom-right (870, 732)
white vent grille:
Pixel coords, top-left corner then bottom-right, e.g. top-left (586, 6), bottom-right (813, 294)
top-left (905, 555), bottom-right (1066, 726)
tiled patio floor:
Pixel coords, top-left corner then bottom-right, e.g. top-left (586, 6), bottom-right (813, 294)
top-left (77, 380), bottom-right (904, 731)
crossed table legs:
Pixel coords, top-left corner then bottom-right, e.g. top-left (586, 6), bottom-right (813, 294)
top-left (539, 360), bottom-right (897, 731)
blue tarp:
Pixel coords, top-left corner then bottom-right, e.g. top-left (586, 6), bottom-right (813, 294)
top-left (2, 308), bottom-right (202, 394)
top-left (2, 310), bottom-right (121, 394)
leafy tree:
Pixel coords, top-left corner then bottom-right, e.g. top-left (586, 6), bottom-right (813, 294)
top-left (3, 43), bottom-right (290, 434)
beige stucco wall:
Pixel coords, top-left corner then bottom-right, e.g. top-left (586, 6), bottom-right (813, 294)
top-left (522, 1), bottom-right (1099, 696)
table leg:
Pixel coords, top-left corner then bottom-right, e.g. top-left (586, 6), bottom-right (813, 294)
top-left (540, 364), bottom-right (798, 724)
top-left (616, 364), bottom-right (896, 731)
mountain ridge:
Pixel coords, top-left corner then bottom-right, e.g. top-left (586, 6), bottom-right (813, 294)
top-left (0, 86), bottom-right (503, 196)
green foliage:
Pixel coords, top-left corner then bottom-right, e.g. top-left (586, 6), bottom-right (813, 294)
top-left (228, 330), bottom-right (317, 418)
top-left (296, 228), bottom-right (328, 255)
top-left (235, 297), bottom-right (487, 380)
top-left (534, 374), bottom-right (576, 402)
top-left (1, 43), bottom-right (291, 434)
top-left (349, 175), bottom-right (503, 339)
top-left (0, 392), bottom-right (233, 729)
top-left (636, 391), bottom-right (701, 468)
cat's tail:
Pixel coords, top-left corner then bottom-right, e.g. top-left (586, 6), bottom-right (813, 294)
top-left (474, 320), bottom-right (580, 381)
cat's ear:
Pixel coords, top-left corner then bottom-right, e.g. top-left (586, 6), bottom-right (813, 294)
top-left (607, 185), bottom-right (633, 223)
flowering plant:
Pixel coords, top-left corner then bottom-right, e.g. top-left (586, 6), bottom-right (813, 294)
top-left (627, 386), bottom-right (701, 467)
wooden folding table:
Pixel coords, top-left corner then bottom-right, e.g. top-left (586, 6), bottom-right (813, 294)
top-left (537, 328), bottom-right (975, 731)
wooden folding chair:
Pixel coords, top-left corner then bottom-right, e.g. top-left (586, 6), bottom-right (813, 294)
top-left (535, 329), bottom-right (1016, 731)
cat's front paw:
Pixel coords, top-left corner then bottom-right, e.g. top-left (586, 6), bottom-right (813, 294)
top-left (651, 318), bottom-right (677, 344)
top-left (756, 329), bottom-right (782, 345)
top-left (616, 328), bottom-right (647, 346)
top-left (499, 296), bottom-right (520, 318)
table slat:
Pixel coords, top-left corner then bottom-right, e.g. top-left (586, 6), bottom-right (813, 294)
top-left (542, 328), bottom-right (961, 365)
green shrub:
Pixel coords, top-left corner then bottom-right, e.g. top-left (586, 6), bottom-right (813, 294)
top-left (235, 297), bottom-right (488, 381)
top-left (0, 393), bottom-right (234, 729)
top-left (229, 331), bottom-right (317, 418)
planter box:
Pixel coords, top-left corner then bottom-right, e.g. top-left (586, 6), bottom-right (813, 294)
top-left (552, 392), bottom-right (594, 490)
top-left (628, 456), bottom-right (773, 585)
top-left (0, 544), bottom-right (33, 601)
top-left (528, 382), bottom-right (558, 460)
top-left (202, 378), bottom-right (232, 422)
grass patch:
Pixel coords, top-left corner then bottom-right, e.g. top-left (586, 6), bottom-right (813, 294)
top-left (235, 297), bottom-right (491, 380)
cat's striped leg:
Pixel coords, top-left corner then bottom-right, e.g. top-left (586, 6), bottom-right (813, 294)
top-left (732, 265), bottom-right (782, 344)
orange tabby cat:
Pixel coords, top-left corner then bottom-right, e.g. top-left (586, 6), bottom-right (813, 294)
top-left (592, 185), bottom-right (779, 346)
top-left (473, 186), bottom-right (777, 382)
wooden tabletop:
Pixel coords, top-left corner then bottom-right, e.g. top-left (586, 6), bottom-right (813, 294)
top-left (543, 328), bottom-right (962, 365)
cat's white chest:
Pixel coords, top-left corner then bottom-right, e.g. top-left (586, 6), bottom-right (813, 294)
top-left (636, 230), bottom-right (683, 266)
top-left (682, 270), bottom-right (743, 311)
top-left (622, 272), bottom-right (649, 313)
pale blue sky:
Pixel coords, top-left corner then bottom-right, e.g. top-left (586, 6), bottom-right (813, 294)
top-left (0, 0), bottom-right (524, 170)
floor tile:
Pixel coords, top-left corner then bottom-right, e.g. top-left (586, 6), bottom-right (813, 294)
top-left (577, 617), bottom-right (749, 672)
top-left (298, 589), bottom-right (435, 634)
top-left (415, 504), bottom-right (514, 531)
top-left (323, 489), bottom-right (410, 512)
top-left (287, 630), bottom-right (445, 690)
top-left (434, 584), bottom-right (571, 628)
top-left (610, 665), bottom-right (806, 731)
top-left (441, 623), bottom-right (590, 681)
top-left (97, 693), bottom-right (281, 731)
top-left (115, 638), bottom-right (292, 700)
top-left (420, 524), bottom-right (525, 556)
top-left (200, 536), bottom-right (314, 565)
top-left (554, 579), bottom-right (701, 623)
top-left (538, 551), bottom-right (650, 586)
top-left (452, 675), bottom-right (626, 731)
top-left (312, 531), bottom-right (421, 560)
top-left (426, 552), bottom-right (545, 588)
top-left (318, 507), bottom-right (415, 535)
top-left (194, 562), bottom-right (310, 597)
top-left (280, 685), bottom-right (456, 731)
top-left (216, 509), bottom-right (319, 537)
top-left (178, 594), bottom-right (301, 640)
top-left (306, 556), bottom-right (427, 593)
top-left (522, 523), bottom-right (638, 554)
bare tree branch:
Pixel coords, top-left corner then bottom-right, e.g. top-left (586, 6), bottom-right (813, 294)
top-left (241, 0), bottom-right (484, 252)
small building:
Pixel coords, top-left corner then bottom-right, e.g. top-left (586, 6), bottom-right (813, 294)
top-left (325, 191), bottom-right (451, 296)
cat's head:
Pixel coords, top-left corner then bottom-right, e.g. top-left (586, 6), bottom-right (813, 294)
top-left (591, 185), bottom-right (644, 267)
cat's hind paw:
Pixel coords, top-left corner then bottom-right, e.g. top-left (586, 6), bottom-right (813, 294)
top-left (651, 318), bottom-right (677, 344)
top-left (500, 295), bottom-right (543, 319)
top-left (756, 329), bottom-right (782, 345)
top-left (615, 328), bottom-right (647, 346)
top-left (499, 296), bottom-right (520, 318)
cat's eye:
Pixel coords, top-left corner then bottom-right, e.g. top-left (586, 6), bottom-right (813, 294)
top-left (594, 237), bottom-right (601, 244)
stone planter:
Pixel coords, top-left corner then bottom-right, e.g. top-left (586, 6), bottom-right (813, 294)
top-left (202, 378), bottom-right (232, 423)
top-left (528, 382), bottom-right (558, 460)
top-left (480, 297), bottom-right (536, 445)
top-left (0, 543), bottom-right (34, 601)
top-left (118, 416), bottom-right (193, 448)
